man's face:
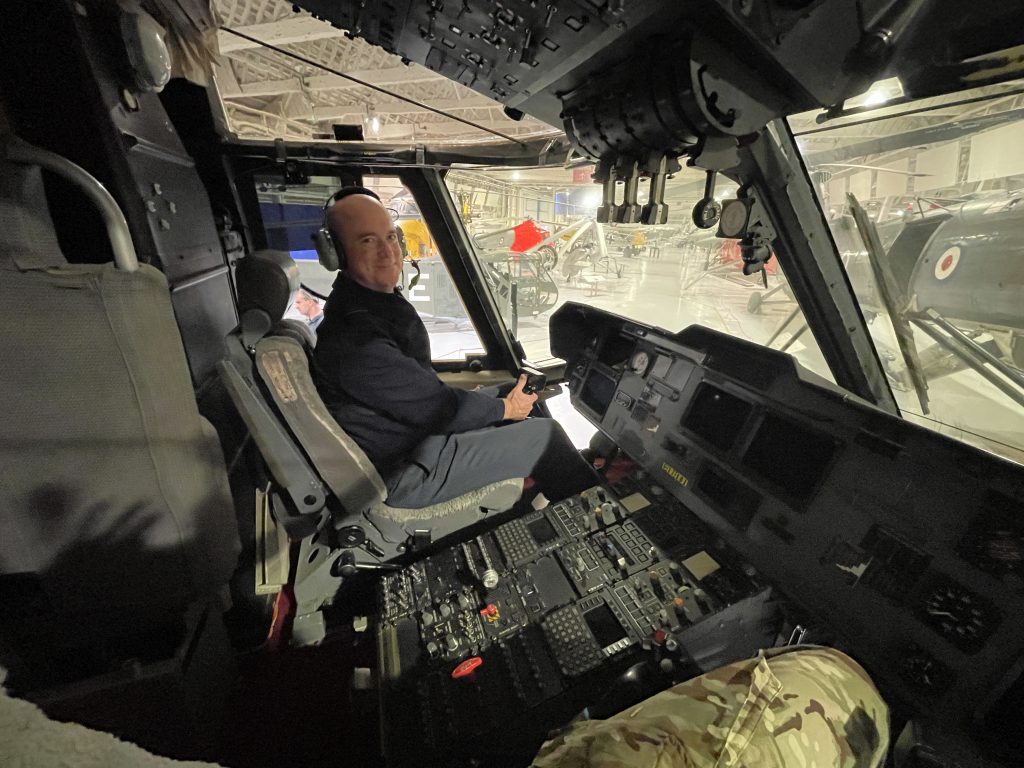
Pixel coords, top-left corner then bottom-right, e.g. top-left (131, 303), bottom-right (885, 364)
top-left (328, 194), bottom-right (403, 293)
top-left (294, 291), bottom-right (320, 319)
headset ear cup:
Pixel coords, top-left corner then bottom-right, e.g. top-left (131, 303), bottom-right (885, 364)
top-left (313, 228), bottom-right (340, 272)
top-left (332, 231), bottom-right (346, 272)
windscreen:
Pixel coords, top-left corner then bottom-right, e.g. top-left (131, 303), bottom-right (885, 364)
top-left (444, 167), bottom-right (835, 385)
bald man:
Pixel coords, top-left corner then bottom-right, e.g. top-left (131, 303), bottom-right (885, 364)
top-left (313, 192), bottom-right (598, 509)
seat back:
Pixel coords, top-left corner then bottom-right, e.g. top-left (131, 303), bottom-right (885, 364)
top-left (0, 152), bottom-right (240, 687)
top-left (255, 335), bottom-right (387, 511)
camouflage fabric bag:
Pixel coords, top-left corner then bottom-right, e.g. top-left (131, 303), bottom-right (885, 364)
top-left (531, 645), bottom-right (888, 768)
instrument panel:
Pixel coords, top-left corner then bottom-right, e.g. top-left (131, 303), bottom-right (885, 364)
top-left (376, 483), bottom-right (777, 766)
top-left (551, 302), bottom-right (1024, 763)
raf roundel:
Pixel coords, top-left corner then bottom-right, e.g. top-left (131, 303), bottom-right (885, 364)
top-left (934, 246), bottom-right (961, 280)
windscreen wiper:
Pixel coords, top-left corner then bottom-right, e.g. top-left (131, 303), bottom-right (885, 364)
top-left (847, 193), bottom-right (931, 415)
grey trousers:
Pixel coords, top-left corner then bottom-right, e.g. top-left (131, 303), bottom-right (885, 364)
top-left (384, 417), bottom-right (599, 508)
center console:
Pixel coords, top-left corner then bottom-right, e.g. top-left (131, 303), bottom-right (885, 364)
top-left (377, 478), bottom-right (775, 766)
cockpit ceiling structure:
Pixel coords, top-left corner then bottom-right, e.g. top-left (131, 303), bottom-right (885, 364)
top-left (213, 0), bottom-right (561, 144)
top-left (213, 0), bottom-right (1024, 152)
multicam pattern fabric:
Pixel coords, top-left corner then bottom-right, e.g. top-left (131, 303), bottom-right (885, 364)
top-left (531, 646), bottom-right (889, 768)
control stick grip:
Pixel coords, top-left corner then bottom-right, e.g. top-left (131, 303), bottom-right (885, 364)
top-left (519, 365), bottom-right (547, 395)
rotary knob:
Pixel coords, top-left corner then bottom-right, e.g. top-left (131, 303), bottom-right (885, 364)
top-left (482, 569), bottom-right (500, 589)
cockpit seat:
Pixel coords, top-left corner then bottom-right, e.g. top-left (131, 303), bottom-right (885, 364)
top-left (0, 150), bottom-right (240, 689)
top-left (222, 250), bottom-right (522, 644)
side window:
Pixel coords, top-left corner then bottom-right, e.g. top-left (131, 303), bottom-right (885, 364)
top-left (793, 84), bottom-right (1024, 465)
top-left (256, 175), bottom-right (486, 361)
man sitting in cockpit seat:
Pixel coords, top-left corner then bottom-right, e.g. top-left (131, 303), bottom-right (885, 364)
top-left (530, 645), bottom-right (890, 768)
top-left (313, 191), bottom-right (598, 508)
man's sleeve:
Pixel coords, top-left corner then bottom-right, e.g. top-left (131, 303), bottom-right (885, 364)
top-left (338, 337), bottom-right (504, 433)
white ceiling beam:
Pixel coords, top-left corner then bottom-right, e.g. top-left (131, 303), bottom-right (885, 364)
top-left (312, 96), bottom-right (502, 121)
top-left (221, 66), bottom-right (445, 99)
top-left (213, 59), bottom-right (242, 96)
top-left (401, 119), bottom-right (557, 136)
top-left (218, 16), bottom-right (347, 54)
top-left (229, 77), bottom-right (304, 97)
top-left (278, 92), bottom-right (316, 120)
top-left (303, 66), bottom-right (440, 90)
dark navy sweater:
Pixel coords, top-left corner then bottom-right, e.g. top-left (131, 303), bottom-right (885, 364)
top-left (313, 274), bottom-right (504, 473)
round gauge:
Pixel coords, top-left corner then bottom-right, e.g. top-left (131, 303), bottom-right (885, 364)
top-left (898, 649), bottom-right (951, 693)
top-left (691, 198), bottom-right (721, 229)
top-left (919, 581), bottom-right (997, 651)
top-left (719, 199), bottom-right (750, 238)
top-left (630, 350), bottom-right (650, 375)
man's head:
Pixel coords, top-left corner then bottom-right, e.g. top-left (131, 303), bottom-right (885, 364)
top-left (293, 289), bottom-right (322, 320)
top-left (326, 193), bottom-right (403, 293)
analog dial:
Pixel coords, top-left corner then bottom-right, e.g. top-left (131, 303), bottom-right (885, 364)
top-left (719, 199), bottom-right (751, 238)
top-left (630, 350), bottom-right (650, 375)
top-left (899, 647), bottom-right (953, 694)
top-left (919, 579), bottom-right (998, 652)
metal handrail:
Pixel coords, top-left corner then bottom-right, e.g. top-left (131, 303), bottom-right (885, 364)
top-left (3, 139), bottom-right (139, 271)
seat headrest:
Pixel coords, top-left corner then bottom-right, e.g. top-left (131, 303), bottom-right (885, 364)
top-left (235, 250), bottom-right (300, 321)
top-left (273, 318), bottom-right (317, 350)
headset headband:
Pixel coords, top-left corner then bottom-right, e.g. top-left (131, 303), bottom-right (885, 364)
top-left (323, 185), bottom-right (380, 217)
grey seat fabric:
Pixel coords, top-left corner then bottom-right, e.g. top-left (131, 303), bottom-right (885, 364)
top-left (0, 163), bottom-right (240, 679)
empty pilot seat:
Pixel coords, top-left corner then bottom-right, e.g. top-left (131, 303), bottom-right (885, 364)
top-left (0, 143), bottom-right (240, 694)
top-left (222, 250), bottom-right (522, 644)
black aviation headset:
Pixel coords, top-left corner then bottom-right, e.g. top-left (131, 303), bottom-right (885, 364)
top-left (312, 185), bottom-right (417, 288)
top-left (312, 185), bottom-right (381, 272)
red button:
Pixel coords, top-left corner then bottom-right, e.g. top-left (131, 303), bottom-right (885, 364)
top-left (653, 629), bottom-right (667, 646)
top-left (480, 604), bottom-right (498, 617)
top-left (452, 656), bottom-right (484, 679)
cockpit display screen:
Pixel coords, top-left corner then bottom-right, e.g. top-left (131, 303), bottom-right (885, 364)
top-left (597, 333), bottom-right (636, 369)
top-left (583, 603), bottom-right (627, 649)
top-left (743, 413), bottom-right (836, 503)
top-left (959, 489), bottom-right (1024, 576)
top-left (681, 382), bottom-right (752, 452)
top-left (580, 369), bottom-right (617, 417)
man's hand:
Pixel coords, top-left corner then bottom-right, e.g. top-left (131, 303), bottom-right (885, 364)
top-left (503, 374), bottom-right (538, 421)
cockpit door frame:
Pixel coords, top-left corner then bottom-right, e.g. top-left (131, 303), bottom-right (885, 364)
top-left (398, 166), bottom-right (523, 374)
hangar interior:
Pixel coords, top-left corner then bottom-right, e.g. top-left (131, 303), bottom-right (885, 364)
top-left (216, 0), bottom-right (1024, 466)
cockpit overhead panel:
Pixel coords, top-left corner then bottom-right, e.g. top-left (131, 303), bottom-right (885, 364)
top-left (293, 1), bottom-right (1023, 147)
top-left (296, 0), bottom-right (879, 161)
